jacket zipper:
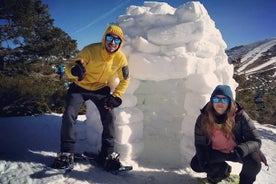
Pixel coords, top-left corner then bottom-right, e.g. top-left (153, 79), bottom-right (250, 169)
top-left (89, 61), bottom-right (108, 90)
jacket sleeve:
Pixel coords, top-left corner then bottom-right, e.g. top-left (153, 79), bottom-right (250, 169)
top-left (112, 53), bottom-right (130, 98)
top-left (235, 110), bottom-right (262, 157)
top-left (194, 115), bottom-right (210, 167)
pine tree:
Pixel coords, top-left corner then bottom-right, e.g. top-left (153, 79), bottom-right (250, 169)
top-left (0, 0), bottom-right (77, 62)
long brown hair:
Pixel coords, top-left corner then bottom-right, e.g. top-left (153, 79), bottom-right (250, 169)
top-left (201, 101), bottom-right (237, 139)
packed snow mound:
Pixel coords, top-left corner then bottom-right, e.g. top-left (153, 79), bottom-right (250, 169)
top-left (119, 1), bottom-right (232, 83)
top-left (86, 1), bottom-right (237, 169)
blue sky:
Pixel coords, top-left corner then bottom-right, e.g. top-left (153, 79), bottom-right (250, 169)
top-left (43, 0), bottom-right (276, 50)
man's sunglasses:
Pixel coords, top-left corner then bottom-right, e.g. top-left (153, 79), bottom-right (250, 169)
top-left (105, 35), bottom-right (122, 45)
top-left (211, 97), bottom-right (230, 104)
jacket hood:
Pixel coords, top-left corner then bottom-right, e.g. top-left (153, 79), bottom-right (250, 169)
top-left (102, 24), bottom-right (124, 51)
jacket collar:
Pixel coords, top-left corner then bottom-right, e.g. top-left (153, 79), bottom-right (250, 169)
top-left (101, 46), bottom-right (115, 61)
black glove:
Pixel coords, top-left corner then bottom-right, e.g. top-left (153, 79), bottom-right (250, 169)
top-left (230, 147), bottom-right (243, 161)
top-left (71, 60), bottom-right (86, 81)
top-left (104, 95), bottom-right (122, 109)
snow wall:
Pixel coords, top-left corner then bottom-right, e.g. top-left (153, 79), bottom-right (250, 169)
top-left (83, 1), bottom-right (238, 169)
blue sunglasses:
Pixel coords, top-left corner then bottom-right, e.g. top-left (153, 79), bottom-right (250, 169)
top-left (212, 97), bottom-right (230, 104)
top-left (105, 35), bottom-right (122, 45)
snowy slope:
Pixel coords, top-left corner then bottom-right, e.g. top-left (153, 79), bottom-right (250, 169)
top-left (227, 38), bottom-right (276, 75)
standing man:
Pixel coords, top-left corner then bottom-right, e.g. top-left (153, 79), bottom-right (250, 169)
top-left (52, 24), bottom-right (130, 171)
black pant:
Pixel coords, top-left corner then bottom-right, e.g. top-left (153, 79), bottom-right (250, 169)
top-left (60, 83), bottom-right (115, 158)
top-left (190, 149), bottom-right (261, 184)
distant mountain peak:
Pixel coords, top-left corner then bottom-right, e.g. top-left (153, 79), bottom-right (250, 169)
top-left (226, 37), bottom-right (276, 76)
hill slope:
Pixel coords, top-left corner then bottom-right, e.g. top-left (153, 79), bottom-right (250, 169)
top-left (226, 38), bottom-right (276, 125)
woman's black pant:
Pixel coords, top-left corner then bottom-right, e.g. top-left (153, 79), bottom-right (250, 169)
top-left (60, 83), bottom-right (115, 158)
top-left (190, 149), bottom-right (261, 184)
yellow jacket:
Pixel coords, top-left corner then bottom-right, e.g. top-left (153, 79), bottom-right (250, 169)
top-left (65, 25), bottom-right (130, 98)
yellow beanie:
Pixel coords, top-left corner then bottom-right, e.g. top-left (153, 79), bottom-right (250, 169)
top-left (103, 24), bottom-right (124, 45)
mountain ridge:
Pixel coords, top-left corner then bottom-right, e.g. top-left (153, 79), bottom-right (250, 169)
top-left (226, 37), bottom-right (276, 125)
top-left (227, 37), bottom-right (276, 76)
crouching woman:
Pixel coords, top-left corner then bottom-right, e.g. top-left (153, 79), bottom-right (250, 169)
top-left (190, 85), bottom-right (262, 184)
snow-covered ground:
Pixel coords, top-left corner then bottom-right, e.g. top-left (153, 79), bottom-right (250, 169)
top-left (1, 1), bottom-right (275, 183)
top-left (0, 114), bottom-right (275, 184)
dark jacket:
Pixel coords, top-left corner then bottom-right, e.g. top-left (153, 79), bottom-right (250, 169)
top-left (194, 102), bottom-right (261, 166)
